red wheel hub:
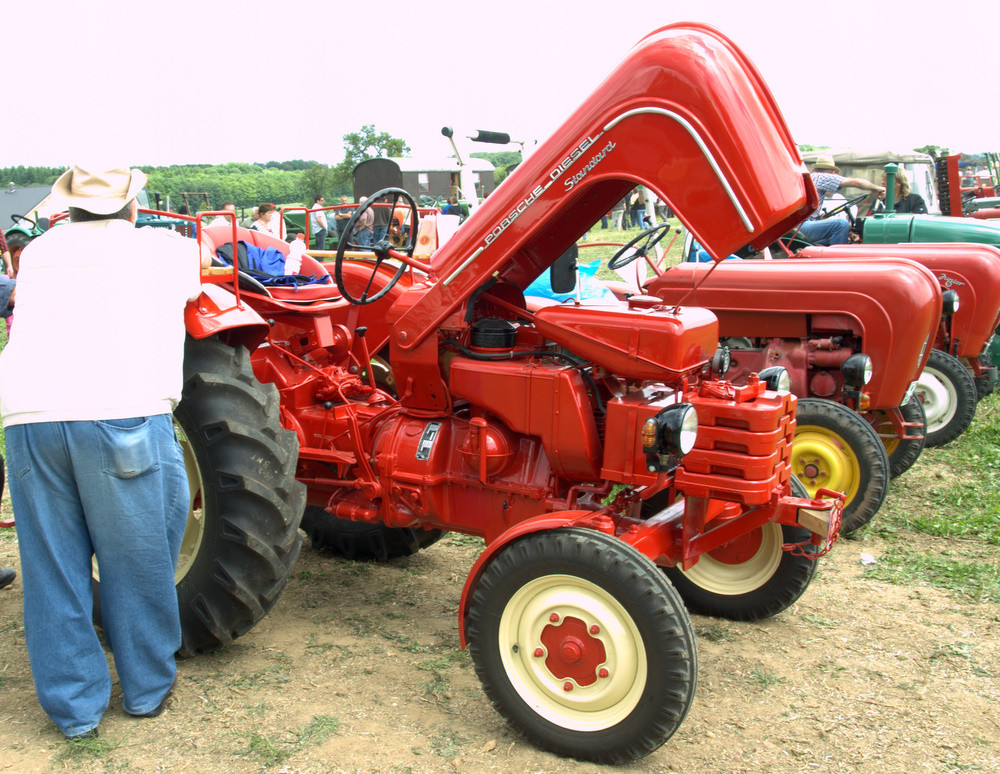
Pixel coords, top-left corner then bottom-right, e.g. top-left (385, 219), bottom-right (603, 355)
top-left (539, 615), bottom-right (606, 686)
top-left (705, 528), bottom-right (764, 565)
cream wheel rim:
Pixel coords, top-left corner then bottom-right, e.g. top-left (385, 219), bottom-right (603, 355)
top-left (499, 574), bottom-right (646, 731)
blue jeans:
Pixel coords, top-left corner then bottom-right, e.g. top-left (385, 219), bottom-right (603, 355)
top-left (797, 218), bottom-right (850, 246)
top-left (373, 225), bottom-right (388, 244)
top-left (355, 228), bottom-right (372, 248)
top-left (6, 415), bottom-right (188, 736)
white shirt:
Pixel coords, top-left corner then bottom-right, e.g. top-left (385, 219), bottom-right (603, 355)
top-left (309, 205), bottom-right (328, 232)
top-left (0, 219), bottom-right (203, 426)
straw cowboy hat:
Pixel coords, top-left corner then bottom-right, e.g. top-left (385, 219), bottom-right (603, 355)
top-left (811, 156), bottom-right (840, 174)
top-left (51, 165), bottom-right (147, 214)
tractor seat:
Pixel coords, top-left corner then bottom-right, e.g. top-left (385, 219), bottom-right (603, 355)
top-left (202, 224), bottom-right (342, 303)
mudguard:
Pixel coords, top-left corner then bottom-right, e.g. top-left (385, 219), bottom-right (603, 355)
top-left (645, 258), bottom-right (942, 407)
top-left (185, 283), bottom-right (269, 351)
top-left (798, 243), bottom-right (1000, 358)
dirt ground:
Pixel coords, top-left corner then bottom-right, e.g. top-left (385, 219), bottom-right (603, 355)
top-left (1, 487), bottom-right (999, 774)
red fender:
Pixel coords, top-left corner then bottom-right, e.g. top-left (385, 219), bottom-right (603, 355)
top-left (456, 511), bottom-right (613, 648)
top-left (185, 283), bottom-right (270, 351)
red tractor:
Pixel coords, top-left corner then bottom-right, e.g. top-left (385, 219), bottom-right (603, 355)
top-left (170, 23), bottom-right (846, 762)
top-left (796, 243), bottom-right (1000, 446)
top-left (604, 248), bottom-right (941, 533)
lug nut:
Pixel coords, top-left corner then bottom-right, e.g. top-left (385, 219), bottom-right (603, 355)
top-left (563, 682), bottom-right (573, 692)
top-left (589, 625), bottom-right (600, 635)
top-left (549, 613), bottom-right (559, 623)
top-left (534, 648), bottom-right (544, 658)
top-left (598, 668), bottom-right (610, 678)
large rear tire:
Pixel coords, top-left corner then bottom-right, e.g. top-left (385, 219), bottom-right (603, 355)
top-left (467, 528), bottom-right (696, 764)
top-left (650, 478), bottom-right (819, 621)
top-left (171, 335), bottom-right (305, 656)
top-left (792, 398), bottom-right (889, 534)
top-left (915, 349), bottom-right (977, 447)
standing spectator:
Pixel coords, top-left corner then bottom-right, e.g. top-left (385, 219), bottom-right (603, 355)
top-left (0, 165), bottom-right (210, 739)
top-left (309, 195), bottom-right (328, 250)
top-left (251, 203), bottom-right (279, 236)
top-left (372, 196), bottom-right (390, 245)
top-left (352, 197), bottom-right (374, 248)
top-left (333, 195), bottom-right (353, 241)
top-left (796, 156), bottom-right (885, 246)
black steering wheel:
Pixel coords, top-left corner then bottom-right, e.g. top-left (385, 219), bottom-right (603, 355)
top-left (335, 187), bottom-right (419, 305)
top-left (608, 223), bottom-right (671, 271)
top-left (817, 193), bottom-right (870, 221)
top-left (10, 213), bottom-right (35, 229)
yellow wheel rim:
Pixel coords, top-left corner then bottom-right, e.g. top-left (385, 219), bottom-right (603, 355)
top-left (498, 574), bottom-right (646, 731)
top-left (873, 410), bottom-right (899, 458)
top-left (792, 425), bottom-right (861, 504)
top-left (175, 422), bottom-right (205, 584)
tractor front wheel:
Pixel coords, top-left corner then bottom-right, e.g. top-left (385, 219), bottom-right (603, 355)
top-left (792, 398), bottom-right (889, 534)
top-left (649, 478), bottom-right (819, 621)
top-left (915, 349), bottom-right (977, 447)
top-left (467, 528), bottom-right (696, 764)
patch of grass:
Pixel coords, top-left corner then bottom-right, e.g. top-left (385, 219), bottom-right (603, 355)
top-left (240, 715), bottom-right (340, 766)
top-left (801, 613), bottom-right (839, 628)
top-left (58, 733), bottom-right (120, 761)
top-left (695, 623), bottom-right (736, 642)
top-left (863, 549), bottom-right (1000, 603)
top-left (747, 666), bottom-right (786, 689)
top-left (428, 729), bottom-right (464, 758)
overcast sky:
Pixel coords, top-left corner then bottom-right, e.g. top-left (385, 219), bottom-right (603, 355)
top-left (5, 0), bottom-right (997, 169)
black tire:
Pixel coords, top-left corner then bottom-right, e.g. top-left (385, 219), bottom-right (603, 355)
top-left (792, 398), bottom-right (889, 534)
top-left (968, 352), bottom-right (997, 402)
top-left (467, 528), bottom-right (696, 764)
top-left (171, 335), bottom-right (305, 656)
top-left (915, 349), bottom-right (977, 447)
top-left (647, 478), bottom-right (818, 621)
top-left (302, 505), bottom-right (444, 560)
top-left (869, 395), bottom-right (926, 479)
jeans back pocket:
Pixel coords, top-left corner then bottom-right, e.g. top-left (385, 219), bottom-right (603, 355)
top-left (97, 418), bottom-right (161, 480)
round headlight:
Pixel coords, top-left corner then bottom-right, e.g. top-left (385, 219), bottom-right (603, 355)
top-left (841, 353), bottom-right (873, 387)
top-left (712, 345), bottom-right (731, 377)
top-left (645, 403), bottom-right (699, 457)
top-left (942, 289), bottom-right (960, 317)
top-left (758, 366), bottom-right (791, 392)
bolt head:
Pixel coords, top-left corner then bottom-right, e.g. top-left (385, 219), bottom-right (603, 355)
top-left (563, 682), bottom-right (573, 692)
top-left (549, 613), bottom-right (559, 623)
top-left (598, 668), bottom-right (610, 678)
top-left (533, 648), bottom-right (544, 658)
top-left (589, 624), bottom-right (600, 635)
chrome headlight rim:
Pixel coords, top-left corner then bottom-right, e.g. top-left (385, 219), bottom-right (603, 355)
top-left (758, 366), bottom-right (791, 392)
top-left (841, 353), bottom-right (874, 387)
top-left (941, 289), bottom-right (960, 317)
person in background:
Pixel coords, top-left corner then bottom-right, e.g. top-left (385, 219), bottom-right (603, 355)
top-left (0, 230), bottom-right (11, 278)
top-left (796, 156), bottom-right (885, 246)
top-left (352, 196), bottom-right (374, 247)
top-left (333, 195), bottom-right (353, 240)
top-left (209, 202), bottom-right (237, 227)
top-left (878, 168), bottom-right (928, 214)
top-left (309, 195), bottom-right (328, 250)
top-left (0, 165), bottom-right (211, 740)
top-left (251, 203), bottom-right (279, 236)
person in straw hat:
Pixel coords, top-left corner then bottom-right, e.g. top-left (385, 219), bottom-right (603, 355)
top-left (796, 155), bottom-right (886, 245)
top-left (0, 165), bottom-right (211, 739)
